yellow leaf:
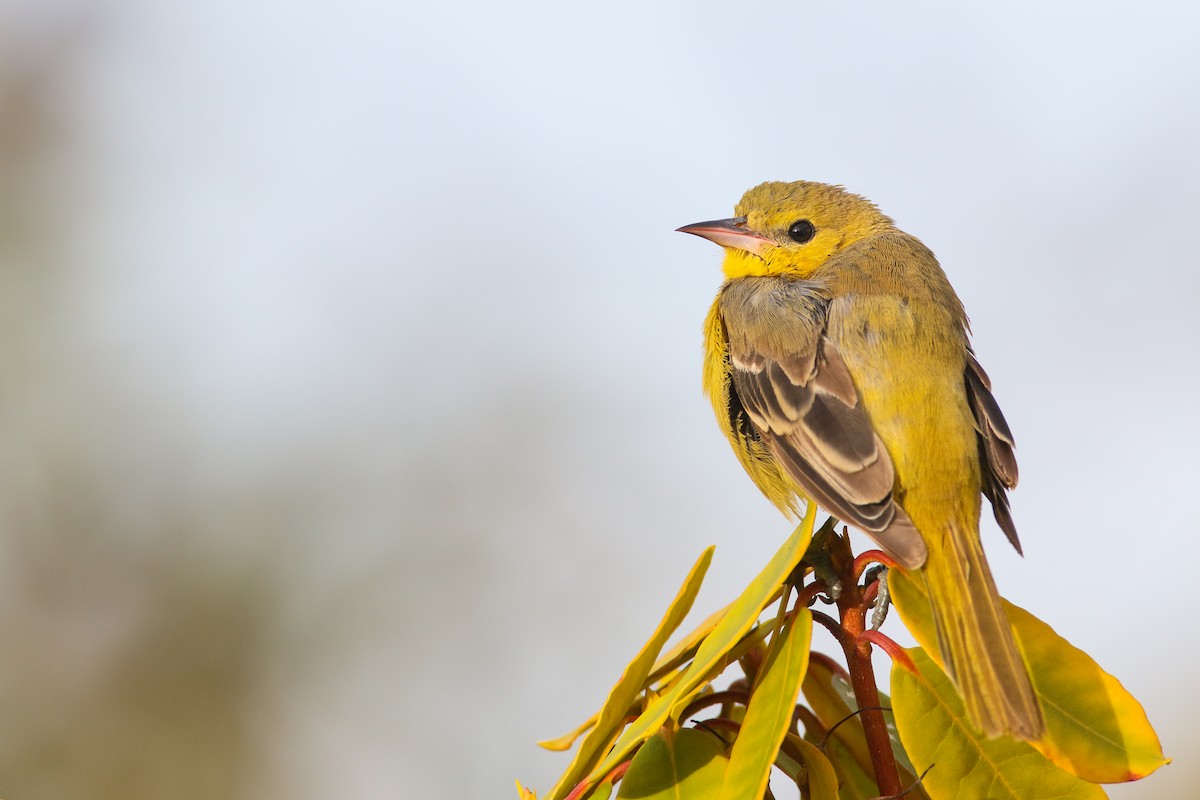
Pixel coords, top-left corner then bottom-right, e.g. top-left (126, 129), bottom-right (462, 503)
top-left (883, 569), bottom-right (939, 658)
top-left (539, 714), bottom-right (602, 752)
top-left (799, 655), bottom-right (930, 799)
top-left (656, 620), bottom-right (774, 703)
top-left (1005, 603), bottom-right (1168, 782)
top-left (648, 603), bottom-right (737, 685)
top-left (616, 728), bottom-right (728, 800)
top-left (800, 656), bottom-right (872, 778)
top-left (889, 571), bottom-right (1168, 783)
top-left (781, 732), bottom-right (840, 800)
top-left (544, 546), bottom-right (715, 800)
top-left (823, 736), bottom-right (878, 800)
top-left (719, 609), bottom-right (813, 800)
top-left (579, 506), bottom-right (817, 797)
top-left (892, 648), bottom-right (1107, 800)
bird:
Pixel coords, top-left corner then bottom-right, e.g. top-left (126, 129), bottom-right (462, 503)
top-left (678, 180), bottom-right (1043, 740)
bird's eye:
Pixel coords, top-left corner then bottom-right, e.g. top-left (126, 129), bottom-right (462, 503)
top-left (787, 220), bottom-right (816, 244)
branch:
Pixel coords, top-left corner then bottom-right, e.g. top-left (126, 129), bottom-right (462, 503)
top-left (829, 529), bottom-right (903, 796)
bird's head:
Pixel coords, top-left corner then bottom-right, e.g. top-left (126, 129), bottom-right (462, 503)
top-left (678, 181), bottom-right (894, 280)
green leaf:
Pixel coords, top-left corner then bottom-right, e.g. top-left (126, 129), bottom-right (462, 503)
top-left (616, 728), bottom-right (728, 800)
top-left (889, 570), bottom-right (1168, 783)
top-left (544, 546), bottom-right (715, 800)
top-left (892, 648), bottom-right (1107, 800)
top-left (719, 609), bottom-right (813, 800)
top-left (580, 506), bottom-right (817, 795)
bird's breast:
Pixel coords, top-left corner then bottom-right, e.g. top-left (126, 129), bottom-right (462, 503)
top-left (717, 277), bottom-right (829, 356)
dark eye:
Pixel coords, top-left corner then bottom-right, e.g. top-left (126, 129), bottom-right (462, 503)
top-left (787, 220), bottom-right (816, 244)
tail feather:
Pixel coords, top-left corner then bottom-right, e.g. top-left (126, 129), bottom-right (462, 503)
top-left (922, 523), bottom-right (1044, 740)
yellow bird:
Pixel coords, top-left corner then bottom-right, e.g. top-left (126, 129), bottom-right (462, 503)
top-left (679, 180), bottom-right (1043, 740)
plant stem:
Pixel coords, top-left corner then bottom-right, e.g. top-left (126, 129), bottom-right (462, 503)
top-left (829, 531), bottom-right (902, 796)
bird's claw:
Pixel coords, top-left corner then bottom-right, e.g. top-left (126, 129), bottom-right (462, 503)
top-left (867, 566), bottom-right (891, 630)
top-left (801, 518), bottom-right (843, 602)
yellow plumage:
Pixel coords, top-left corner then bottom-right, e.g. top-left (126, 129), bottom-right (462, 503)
top-left (682, 180), bottom-right (1042, 740)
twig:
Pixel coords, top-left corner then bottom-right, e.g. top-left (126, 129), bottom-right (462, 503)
top-left (829, 529), bottom-right (903, 796)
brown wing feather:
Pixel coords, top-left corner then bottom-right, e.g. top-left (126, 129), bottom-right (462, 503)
top-left (965, 353), bottom-right (1022, 553)
top-left (730, 333), bottom-right (928, 569)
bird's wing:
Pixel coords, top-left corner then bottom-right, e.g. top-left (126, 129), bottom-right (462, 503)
top-left (727, 326), bottom-right (928, 569)
top-left (965, 353), bottom-right (1022, 553)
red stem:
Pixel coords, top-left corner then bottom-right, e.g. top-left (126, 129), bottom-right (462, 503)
top-left (810, 609), bottom-right (850, 646)
top-left (852, 549), bottom-right (899, 581)
top-left (678, 689), bottom-right (751, 722)
top-left (839, 625), bottom-right (902, 794)
top-left (796, 579), bottom-right (829, 608)
top-left (862, 578), bottom-right (880, 609)
top-left (857, 629), bottom-right (916, 674)
top-left (830, 532), bottom-right (903, 796)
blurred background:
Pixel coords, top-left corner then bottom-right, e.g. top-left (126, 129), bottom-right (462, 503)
top-left (0, 1), bottom-right (1195, 797)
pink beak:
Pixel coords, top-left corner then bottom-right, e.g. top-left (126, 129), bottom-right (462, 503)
top-left (676, 216), bottom-right (771, 256)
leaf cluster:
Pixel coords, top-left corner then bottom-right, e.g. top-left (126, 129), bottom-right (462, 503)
top-left (520, 510), bottom-right (1166, 800)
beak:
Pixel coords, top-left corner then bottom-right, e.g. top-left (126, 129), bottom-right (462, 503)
top-left (676, 216), bottom-right (771, 256)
